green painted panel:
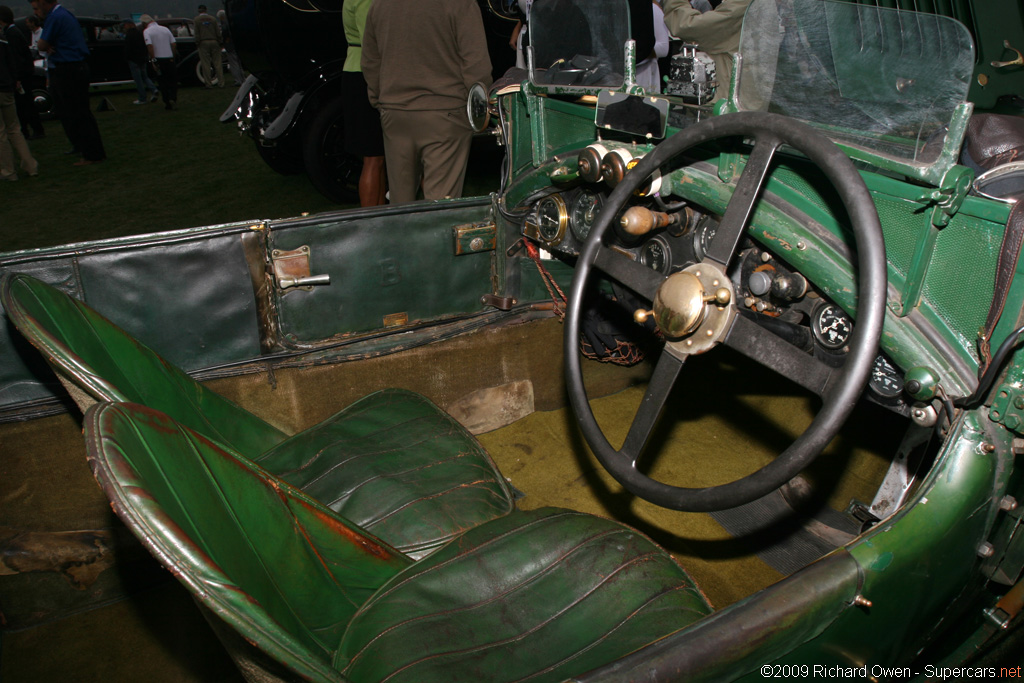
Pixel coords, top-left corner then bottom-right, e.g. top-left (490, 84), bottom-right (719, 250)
top-left (269, 201), bottom-right (495, 345)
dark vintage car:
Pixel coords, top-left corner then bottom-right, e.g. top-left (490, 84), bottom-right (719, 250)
top-left (2, 0), bottom-right (1024, 680)
top-left (21, 15), bottom-right (216, 116)
top-left (219, 0), bottom-right (516, 202)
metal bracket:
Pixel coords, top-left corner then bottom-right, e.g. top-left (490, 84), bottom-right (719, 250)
top-left (892, 165), bottom-right (974, 317)
top-left (989, 383), bottom-right (1024, 434)
top-left (271, 245), bottom-right (330, 292)
top-left (453, 221), bottom-right (496, 255)
top-left (521, 82), bottom-right (548, 168)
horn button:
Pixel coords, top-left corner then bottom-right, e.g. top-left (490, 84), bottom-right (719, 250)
top-left (653, 263), bottom-right (736, 356)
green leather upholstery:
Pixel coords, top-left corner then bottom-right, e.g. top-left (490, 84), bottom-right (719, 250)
top-left (2, 273), bottom-right (514, 558)
top-left (85, 402), bottom-right (713, 683)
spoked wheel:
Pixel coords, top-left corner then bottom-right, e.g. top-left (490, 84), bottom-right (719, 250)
top-left (302, 96), bottom-right (362, 203)
top-left (564, 111), bottom-right (887, 512)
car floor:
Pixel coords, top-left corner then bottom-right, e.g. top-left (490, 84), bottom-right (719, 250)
top-left (0, 348), bottom-right (902, 681)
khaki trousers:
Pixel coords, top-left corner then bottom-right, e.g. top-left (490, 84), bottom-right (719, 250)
top-left (0, 91), bottom-right (37, 178)
top-left (198, 40), bottom-right (224, 86)
top-left (379, 107), bottom-right (473, 204)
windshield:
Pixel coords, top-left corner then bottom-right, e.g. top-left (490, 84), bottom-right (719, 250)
top-left (736, 0), bottom-right (974, 165)
top-left (528, 0), bottom-right (630, 89)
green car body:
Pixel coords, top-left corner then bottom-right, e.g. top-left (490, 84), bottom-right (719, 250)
top-left (1, 0), bottom-right (1023, 679)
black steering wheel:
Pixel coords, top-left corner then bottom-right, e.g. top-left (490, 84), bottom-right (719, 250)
top-left (564, 111), bottom-right (887, 512)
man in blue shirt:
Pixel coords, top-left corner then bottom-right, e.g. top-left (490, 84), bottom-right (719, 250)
top-left (31, 0), bottom-right (106, 164)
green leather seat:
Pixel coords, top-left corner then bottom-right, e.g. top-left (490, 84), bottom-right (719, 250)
top-left (84, 402), bottom-right (713, 683)
top-left (2, 273), bottom-right (513, 559)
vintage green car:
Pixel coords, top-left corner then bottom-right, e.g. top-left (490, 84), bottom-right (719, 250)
top-left (2, 0), bottom-right (1023, 680)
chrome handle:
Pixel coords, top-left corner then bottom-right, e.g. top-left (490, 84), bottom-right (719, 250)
top-left (279, 274), bottom-right (331, 289)
top-left (991, 40), bottom-right (1024, 69)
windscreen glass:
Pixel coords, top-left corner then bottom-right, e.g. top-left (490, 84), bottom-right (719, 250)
top-left (737, 0), bottom-right (974, 164)
top-left (529, 0), bottom-right (629, 89)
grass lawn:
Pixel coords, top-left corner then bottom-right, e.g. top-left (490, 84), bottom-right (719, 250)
top-left (0, 85), bottom-right (503, 253)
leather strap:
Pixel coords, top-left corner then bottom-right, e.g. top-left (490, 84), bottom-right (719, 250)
top-left (979, 197), bottom-right (1024, 372)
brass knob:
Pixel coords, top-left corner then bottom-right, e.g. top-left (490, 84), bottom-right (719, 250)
top-left (634, 308), bottom-right (655, 323)
top-left (704, 288), bottom-right (731, 307)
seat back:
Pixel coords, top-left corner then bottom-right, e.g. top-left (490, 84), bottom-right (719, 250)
top-left (2, 273), bottom-right (286, 455)
top-left (83, 401), bottom-right (412, 681)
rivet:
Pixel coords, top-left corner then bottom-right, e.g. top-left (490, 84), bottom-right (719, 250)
top-left (981, 442), bottom-right (996, 454)
top-left (797, 241), bottom-right (807, 250)
top-left (706, 329), bottom-right (714, 336)
top-left (978, 542), bottom-right (995, 558)
top-left (1000, 496), bottom-right (1018, 511)
top-left (853, 595), bottom-right (872, 608)
top-left (686, 340), bottom-right (693, 346)
top-left (760, 251), bottom-right (771, 262)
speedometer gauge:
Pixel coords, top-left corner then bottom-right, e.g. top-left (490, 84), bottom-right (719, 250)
top-left (869, 355), bottom-right (904, 400)
top-left (570, 190), bottom-right (604, 241)
top-left (811, 303), bottom-right (853, 350)
top-left (535, 194), bottom-right (568, 246)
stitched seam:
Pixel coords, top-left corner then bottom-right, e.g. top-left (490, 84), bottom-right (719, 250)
top-left (375, 551), bottom-right (664, 683)
top-left (343, 525), bottom-right (633, 668)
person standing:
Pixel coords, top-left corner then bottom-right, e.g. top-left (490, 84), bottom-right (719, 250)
top-left (0, 25), bottom-right (38, 180)
top-left (342, 0), bottom-right (386, 206)
top-left (193, 4), bottom-right (222, 88)
top-left (141, 14), bottom-right (177, 110)
top-left (0, 5), bottom-right (43, 139)
top-left (123, 20), bottom-right (157, 104)
top-left (636, 0), bottom-right (670, 93)
top-left (25, 15), bottom-right (40, 52)
top-left (217, 9), bottom-right (243, 86)
top-left (663, 0), bottom-right (752, 100)
top-left (30, 0), bottom-right (105, 165)
top-left (362, 0), bottom-right (492, 203)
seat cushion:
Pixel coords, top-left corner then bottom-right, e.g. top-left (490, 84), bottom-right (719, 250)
top-left (84, 402), bottom-right (412, 681)
top-left (336, 507), bottom-right (712, 683)
top-left (258, 389), bottom-right (515, 560)
top-left (2, 272), bottom-right (288, 455)
top-left (4, 274), bottom-right (515, 560)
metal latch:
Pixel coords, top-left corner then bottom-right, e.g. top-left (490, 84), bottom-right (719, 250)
top-left (453, 222), bottom-right (496, 255)
top-left (271, 245), bottom-right (331, 291)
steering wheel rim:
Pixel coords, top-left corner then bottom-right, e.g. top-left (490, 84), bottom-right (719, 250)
top-left (564, 111), bottom-right (887, 512)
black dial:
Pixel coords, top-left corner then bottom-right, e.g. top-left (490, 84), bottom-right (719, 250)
top-left (869, 355), bottom-right (904, 399)
top-left (812, 303), bottom-right (853, 350)
top-left (570, 190), bottom-right (604, 241)
top-left (536, 195), bottom-right (568, 246)
top-left (692, 215), bottom-right (717, 261)
top-left (639, 236), bottom-right (672, 275)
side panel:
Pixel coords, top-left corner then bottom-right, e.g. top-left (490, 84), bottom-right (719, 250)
top-left (0, 230), bottom-right (262, 411)
top-left (268, 200), bottom-right (496, 345)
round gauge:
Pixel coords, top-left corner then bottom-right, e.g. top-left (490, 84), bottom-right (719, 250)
top-left (811, 303), bottom-right (853, 350)
top-left (869, 355), bottom-right (904, 399)
top-left (535, 194), bottom-right (568, 246)
top-left (692, 216), bottom-right (717, 261)
top-left (639, 235), bottom-right (672, 275)
top-left (570, 189), bottom-right (604, 241)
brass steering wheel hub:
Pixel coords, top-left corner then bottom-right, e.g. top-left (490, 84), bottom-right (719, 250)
top-left (653, 263), bottom-right (735, 356)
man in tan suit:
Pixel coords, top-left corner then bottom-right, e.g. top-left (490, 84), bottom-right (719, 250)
top-left (362, 0), bottom-right (492, 203)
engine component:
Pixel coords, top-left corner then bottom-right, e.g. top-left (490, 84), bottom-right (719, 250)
top-left (664, 45), bottom-right (717, 105)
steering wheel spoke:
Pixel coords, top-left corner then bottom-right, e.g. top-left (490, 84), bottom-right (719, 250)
top-left (565, 111), bottom-right (885, 512)
top-left (593, 245), bottom-right (666, 301)
top-left (620, 349), bottom-right (686, 465)
top-left (723, 314), bottom-right (835, 397)
top-left (703, 134), bottom-right (782, 268)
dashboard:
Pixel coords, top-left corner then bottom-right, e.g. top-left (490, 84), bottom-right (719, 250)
top-left (518, 154), bottom-right (908, 414)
